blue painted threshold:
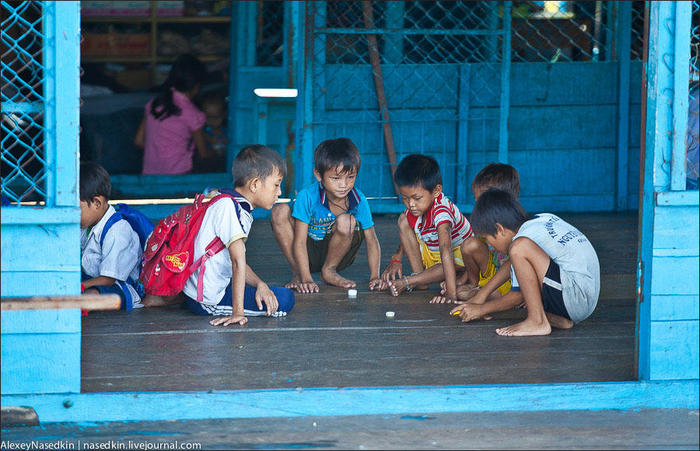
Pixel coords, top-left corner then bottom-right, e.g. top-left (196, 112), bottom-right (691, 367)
top-left (1, 380), bottom-right (698, 424)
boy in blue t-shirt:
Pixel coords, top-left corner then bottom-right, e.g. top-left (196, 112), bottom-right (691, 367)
top-left (271, 137), bottom-right (383, 293)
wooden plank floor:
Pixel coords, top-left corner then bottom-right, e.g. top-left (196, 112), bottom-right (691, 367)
top-left (81, 212), bottom-right (638, 393)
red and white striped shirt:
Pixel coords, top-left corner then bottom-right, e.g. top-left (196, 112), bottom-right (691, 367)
top-left (405, 193), bottom-right (473, 252)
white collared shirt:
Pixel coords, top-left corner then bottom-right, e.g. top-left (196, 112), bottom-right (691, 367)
top-left (81, 205), bottom-right (142, 303)
top-left (182, 192), bottom-right (253, 305)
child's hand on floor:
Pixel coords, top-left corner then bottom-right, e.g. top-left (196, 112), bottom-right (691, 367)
top-left (255, 282), bottom-right (279, 315)
top-left (210, 314), bottom-right (248, 327)
top-left (430, 294), bottom-right (457, 304)
top-left (450, 303), bottom-right (492, 323)
top-left (381, 260), bottom-right (403, 282)
top-left (369, 277), bottom-right (388, 291)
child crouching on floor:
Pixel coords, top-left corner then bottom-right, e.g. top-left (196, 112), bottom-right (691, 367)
top-left (80, 162), bottom-right (144, 310)
top-left (185, 145), bottom-right (295, 326)
top-left (383, 154), bottom-right (474, 303)
top-left (452, 189), bottom-right (600, 336)
top-left (437, 163), bottom-right (519, 303)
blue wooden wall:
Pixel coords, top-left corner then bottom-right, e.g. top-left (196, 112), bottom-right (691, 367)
top-left (305, 61), bottom-right (641, 213)
top-left (1, 310), bottom-right (81, 394)
top-left (644, 195), bottom-right (699, 380)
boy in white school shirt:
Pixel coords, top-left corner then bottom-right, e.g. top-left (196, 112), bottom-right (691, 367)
top-left (80, 162), bottom-right (143, 310)
top-left (182, 145), bottom-right (295, 326)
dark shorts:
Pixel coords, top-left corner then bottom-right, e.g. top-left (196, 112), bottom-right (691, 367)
top-left (92, 283), bottom-right (133, 310)
top-left (307, 228), bottom-right (363, 273)
top-left (82, 271), bottom-right (135, 311)
top-left (541, 260), bottom-right (571, 320)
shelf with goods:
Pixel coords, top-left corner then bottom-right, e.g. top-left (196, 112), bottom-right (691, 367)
top-left (80, 1), bottom-right (232, 91)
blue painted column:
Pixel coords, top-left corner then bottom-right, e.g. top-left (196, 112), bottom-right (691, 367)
top-left (45, 1), bottom-right (81, 207)
top-left (295, 2), bottom-right (322, 191)
top-left (384, 1), bottom-right (404, 65)
top-left (498, 1), bottom-right (511, 164)
top-left (226, 2), bottom-right (240, 174)
top-left (456, 65), bottom-right (470, 205)
top-left (638, 0), bottom-right (699, 381)
top-left (615, 1), bottom-right (631, 210)
top-left (670, 2), bottom-right (691, 190)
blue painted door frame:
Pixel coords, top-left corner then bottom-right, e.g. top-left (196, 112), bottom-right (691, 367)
top-left (637, 0), bottom-right (699, 381)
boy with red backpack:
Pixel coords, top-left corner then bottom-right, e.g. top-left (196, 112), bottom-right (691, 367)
top-left (80, 162), bottom-right (152, 310)
top-left (141, 145), bottom-right (294, 326)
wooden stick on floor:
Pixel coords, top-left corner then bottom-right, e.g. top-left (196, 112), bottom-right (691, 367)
top-left (362, 0), bottom-right (400, 196)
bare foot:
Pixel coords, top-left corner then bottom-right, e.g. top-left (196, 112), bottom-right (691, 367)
top-left (321, 269), bottom-right (356, 289)
top-left (142, 294), bottom-right (183, 307)
top-left (284, 278), bottom-right (299, 289)
top-left (496, 319), bottom-right (552, 336)
top-left (387, 278), bottom-right (407, 297)
top-left (455, 284), bottom-right (480, 302)
top-left (546, 312), bottom-right (573, 329)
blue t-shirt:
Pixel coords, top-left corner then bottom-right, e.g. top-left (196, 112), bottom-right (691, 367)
top-left (292, 182), bottom-right (374, 241)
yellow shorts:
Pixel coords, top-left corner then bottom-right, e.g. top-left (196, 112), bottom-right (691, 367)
top-left (418, 236), bottom-right (465, 269)
top-left (478, 250), bottom-right (511, 296)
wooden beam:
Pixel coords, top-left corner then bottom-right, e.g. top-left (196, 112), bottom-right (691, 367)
top-left (1, 295), bottom-right (121, 311)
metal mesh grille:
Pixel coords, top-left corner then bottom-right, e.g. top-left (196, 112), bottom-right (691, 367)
top-left (256, 0), bottom-right (284, 66)
top-left (306, 1), bottom-right (509, 201)
top-left (510, 1), bottom-right (645, 62)
top-left (323, 1), bottom-right (502, 65)
top-left (1, 0), bottom-right (46, 204)
top-left (304, 1), bottom-right (647, 203)
top-left (314, 1), bottom-right (507, 120)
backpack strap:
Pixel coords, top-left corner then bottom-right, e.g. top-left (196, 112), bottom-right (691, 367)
top-left (99, 212), bottom-right (124, 248)
top-left (189, 237), bottom-right (227, 303)
top-left (187, 193), bottom-right (245, 303)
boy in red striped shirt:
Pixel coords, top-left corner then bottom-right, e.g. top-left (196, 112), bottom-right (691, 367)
top-left (385, 154), bottom-right (485, 303)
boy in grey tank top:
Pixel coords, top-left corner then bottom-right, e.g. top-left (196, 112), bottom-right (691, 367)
top-left (451, 189), bottom-right (600, 336)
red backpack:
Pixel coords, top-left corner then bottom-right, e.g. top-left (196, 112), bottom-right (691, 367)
top-left (140, 192), bottom-right (239, 302)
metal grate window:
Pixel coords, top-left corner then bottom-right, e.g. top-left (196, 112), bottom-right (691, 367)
top-left (510, 1), bottom-right (645, 62)
top-left (256, 0), bottom-right (284, 66)
top-left (322, 1), bottom-right (504, 65)
top-left (1, 0), bottom-right (46, 205)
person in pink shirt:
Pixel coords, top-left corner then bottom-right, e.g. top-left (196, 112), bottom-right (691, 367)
top-left (135, 54), bottom-right (212, 175)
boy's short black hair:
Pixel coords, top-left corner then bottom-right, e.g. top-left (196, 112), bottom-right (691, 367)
top-left (313, 137), bottom-right (361, 175)
top-left (80, 161), bottom-right (111, 202)
top-left (472, 163), bottom-right (520, 198)
top-left (394, 154), bottom-right (442, 192)
top-left (232, 145), bottom-right (287, 188)
top-left (470, 188), bottom-right (529, 236)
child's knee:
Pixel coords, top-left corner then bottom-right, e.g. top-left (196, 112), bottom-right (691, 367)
top-left (270, 203), bottom-right (291, 225)
top-left (334, 213), bottom-right (356, 235)
top-left (274, 286), bottom-right (296, 312)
